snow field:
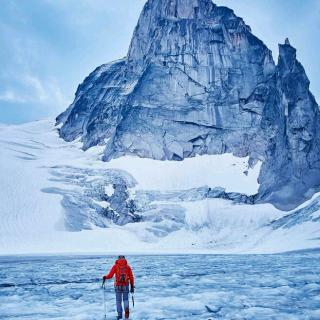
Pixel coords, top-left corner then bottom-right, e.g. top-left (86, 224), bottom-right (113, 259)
top-left (0, 119), bottom-right (319, 254)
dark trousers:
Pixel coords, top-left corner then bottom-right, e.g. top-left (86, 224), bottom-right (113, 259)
top-left (115, 285), bottom-right (129, 317)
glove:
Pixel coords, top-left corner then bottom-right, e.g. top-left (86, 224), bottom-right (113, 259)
top-left (101, 277), bottom-right (106, 288)
top-left (130, 286), bottom-right (135, 293)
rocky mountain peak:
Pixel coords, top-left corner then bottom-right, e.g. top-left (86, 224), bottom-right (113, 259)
top-left (57, 0), bottom-right (320, 210)
top-left (139, 0), bottom-right (215, 20)
top-left (127, 0), bottom-right (253, 67)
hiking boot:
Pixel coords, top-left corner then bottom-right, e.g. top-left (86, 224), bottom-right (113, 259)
top-left (125, 308), bottom-right (129, 319)
top-left (117, 315), bottom-right (122, 320)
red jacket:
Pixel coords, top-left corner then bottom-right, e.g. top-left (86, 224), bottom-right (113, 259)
top-left (104, 259), bottom-right (134, 287)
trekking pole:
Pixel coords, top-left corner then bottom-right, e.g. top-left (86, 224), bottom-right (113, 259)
top-left (101, 280), bottom-right (107, 319)
top-left (131, 293), bottom-right (135, 308)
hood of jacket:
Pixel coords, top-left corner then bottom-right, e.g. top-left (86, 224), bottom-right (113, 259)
top-left (116, 259), bottom-right (128, 267)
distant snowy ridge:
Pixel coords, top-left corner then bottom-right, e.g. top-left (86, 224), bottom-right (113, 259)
top-left (0, 120), bottom-right (319, 255)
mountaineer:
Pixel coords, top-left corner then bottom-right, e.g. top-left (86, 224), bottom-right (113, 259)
top-left (102, 255), bottom-right (135, 319)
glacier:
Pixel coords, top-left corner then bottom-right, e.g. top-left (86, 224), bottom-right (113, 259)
top-left (1, 253), bottom-right (320, 319)
top-left (0, 120), bottom-right (319, 255)
top-left (57, 0), bottom-right (320, 210)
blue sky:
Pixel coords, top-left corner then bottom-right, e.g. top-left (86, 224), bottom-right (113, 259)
top-left (0, 0), bottom-right (319, 124)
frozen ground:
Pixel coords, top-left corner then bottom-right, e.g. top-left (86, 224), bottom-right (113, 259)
top-left (0, 120), bottom-right (319, 254)
top-left (1, 253), bottom-right (320, 320)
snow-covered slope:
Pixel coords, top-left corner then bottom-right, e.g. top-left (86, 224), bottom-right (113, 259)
top-left (106, 153), bottom-right (261, 194)
top-left (0, 120), bottom-right (319, 255)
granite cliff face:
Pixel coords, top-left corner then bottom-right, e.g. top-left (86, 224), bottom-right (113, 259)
top-left (57, 0), bottom-right (320, 210)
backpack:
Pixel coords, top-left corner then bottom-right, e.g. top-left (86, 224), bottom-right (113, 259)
top-left (116, 265), bottom-right (130, 285)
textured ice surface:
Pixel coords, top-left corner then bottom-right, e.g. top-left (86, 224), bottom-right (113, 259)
top-left (1, 253), bottom-right (320, 320)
